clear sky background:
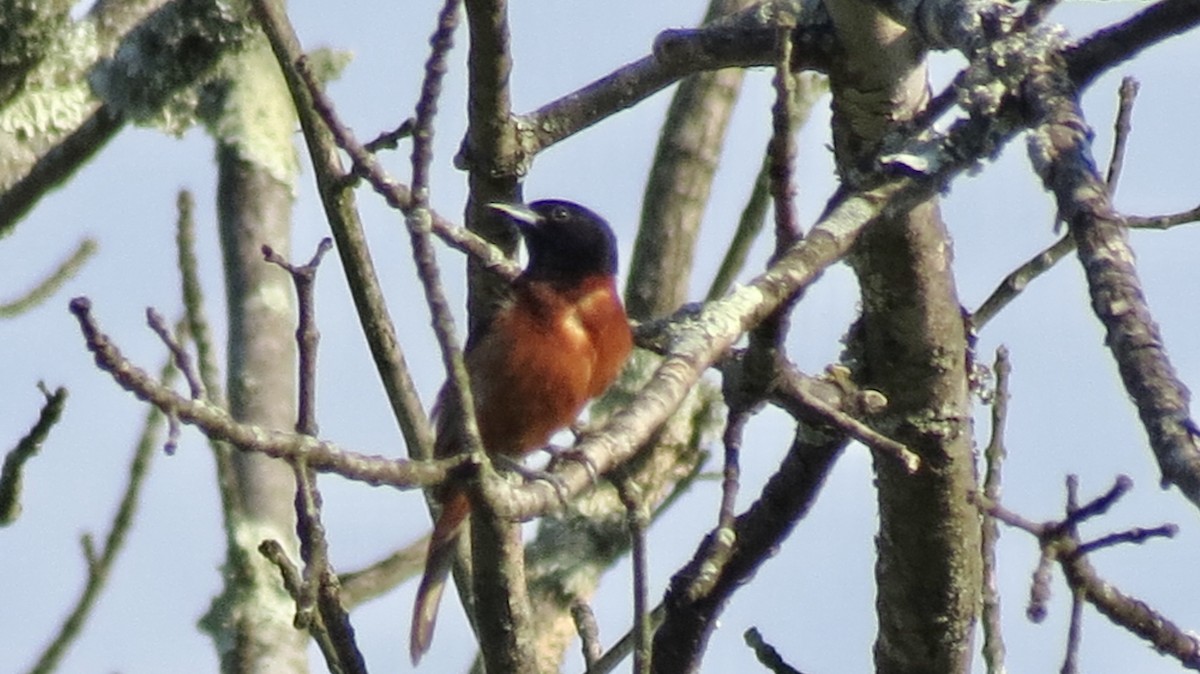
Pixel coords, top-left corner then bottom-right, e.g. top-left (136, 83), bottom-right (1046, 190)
top-left (3, 2), bottom-right (1199, 672)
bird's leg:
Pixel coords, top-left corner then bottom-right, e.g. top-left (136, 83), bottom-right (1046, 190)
top-left (493, 454), bottom-right (572, 509)
top-left (543, 426), bottom-right (600, 485)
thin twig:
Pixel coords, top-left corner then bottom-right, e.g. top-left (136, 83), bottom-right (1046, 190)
top-left (404, 0), bottom-right (484, 466)
top-left (1, 385), bottom-right (67, 526)
top-left (1056, 476), bottom-right (1132, 533)
top-left (265, 238), bottom-right (366, 673)
top-left (264, 242), bottom-right (328, 623)
top-left (250, 0), bottom-right (435, 461)
top-left (617, 480), bottom-right (651, 674)
top-left (173, 188), bottom-right (250, 584)
top-left (337, 536), bottom-right (428, 608)
top-left (146, 307), bottom-right (204, 400)
top-left (734, 14), bottom-right (803, 473)
top-left (651, 430), bottom-right (845, 671)
top-left (767, 16), bottom-right (801, 247)
top-left (291, 56), bottom-right (518, 282)
top-left (980, 346), bottom-right (1010, 674)
top-left (1072, 524), bottom-right (1178, 557)
top-left (971, 76), bottom-right (1140, 331)
top-left (769, 363), bottom-right (919, 471)
top-left (260, 539), bottom-right (304, 590)
top-left (681, 409), bottom-right (747, 602)
top-left (1060, 551), bottom-right (1200, 669)
top-left (69, 296), bottom-right (467, 488)
top-left (704, 71), bottom-right (826, 302)
top-left (970, 234), bottom-right (1073, 331)
top-left (1103, 77), bottom-right (1140, 196)
top-left (175, 191), bottom-right (225, 407)
top-left (969, 493), bottom-right (1043, 536)
top-left (142, 308), bottom-right (191, 454)
top-left (744, 627), bottom-right (806, 674)
top-left (707, 159), bottom-right (771, 302)
top-left (1061, 586), bottom-right (1084, 674)
top-left (1125, 204), bottom-right (1200, 229)
top-left (0, 239), bottom-right (97, 318)
top-left (718, 412), bottom-right (746, 535)
top-left (258, 539), bottom-right (343, 669)
top-left (263, 238), bottom-right (333, 435)
top-left (363, 118), bottom-right (414, 153)
top-left (981, 475), bottom-right (1200, 669)
top-left (572, 599), bottom-right (604, 668)
top-left (26, 352), bottom-right (177, 674)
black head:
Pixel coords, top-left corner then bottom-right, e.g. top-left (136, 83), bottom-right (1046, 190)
top-left (489, 199), bottom-right (619, 283)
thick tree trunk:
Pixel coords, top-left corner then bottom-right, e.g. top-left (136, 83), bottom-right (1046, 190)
top-left (824, 1), bottom-right (981, 671)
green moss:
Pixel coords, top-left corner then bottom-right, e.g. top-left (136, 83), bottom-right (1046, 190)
top-left (0, 19), bottom-right (101, 140)
top-left (198, 38), bottom-right (297, 187)
top-left (89, 0), bottom-right (256, 132)
top-left (0, 0), bottom-right (73, 91)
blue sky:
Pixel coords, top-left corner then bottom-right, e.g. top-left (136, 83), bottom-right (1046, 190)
top-left (2, 2), bottom-right (1199, 672)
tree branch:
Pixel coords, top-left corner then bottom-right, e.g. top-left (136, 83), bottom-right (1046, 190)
top-left (0, 385), bottom-right (67, 526)
top-left (0, 238), bottom-right (96, 318)
top-left (26, 352), bottom-right (174, 674)
top-left (68, 297), bottom-right (467, 489)
top-left (1024, 49), bottom-right (1200, 509)
top-left (250, 0), bottom-right (435, 461)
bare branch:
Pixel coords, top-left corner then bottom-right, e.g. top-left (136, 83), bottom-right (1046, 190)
top-left (404, 0), bottom-right (483, 470)
top-left (1125, 204), bottom-right (1200, 230)
top-left (981, 346), bottom-right (1011, 674)
top-left (766, 363), bottom-right (918, 471)
top-left (69, 296), bottom-right (466, 489)
top-left (1103, 77), bottom-right (1140, 195)
top-left (972, 76), bottom-right (1140, 331)
top-left (983, 477), bottom-right (1200, 669)
top-left (653, 430), bottom-right (846, 671)
top-left (572, 599), bottom-right (603, 668)
top-left (262, 238), bottom-right (334, 435)
top-left (616, 480), bottom-right (651, 674)
top-left (337, 537), bottom-right (428, 609)
top-left (744, 627), bottom-right (807, 674)
top-left (1060, 552), bottom-right (1200, 669)
top-left (1, 385), bottom-right (67, 526)
top-left (26, 354), bottom-right (175, 674)
top-left (1061, 586), bottom-right (1084, 674)
top-left (263, 238), bottom-right (366, 673)
top-left (1068, 0), bottom-right (1200, 87)
top-left (0, 239), bottom-right (96, 318)
top-left (363, 118), bottom-right (414, 153)
top-left (289, 57), bottom-right (518, 283)
top-left (250, 0), bottom-right (435, 461)
top-left (522, 12), bottom-right (838, 157)
top-left (146, 307), bottom-right (203, 401)
top-left (970, 234), bottom-right (1073, 331)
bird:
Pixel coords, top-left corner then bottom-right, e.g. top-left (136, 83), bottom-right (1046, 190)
top-left (409, 199), bottom-right (633, 664)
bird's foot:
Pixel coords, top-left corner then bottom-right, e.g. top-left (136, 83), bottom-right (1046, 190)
top-left (543, 443), bottom-right (600, 486)
top-left (493, 455), bottom-right (571, 508)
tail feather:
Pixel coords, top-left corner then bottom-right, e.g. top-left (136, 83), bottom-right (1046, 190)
top-left (410, 490), bottom-right (470, 665)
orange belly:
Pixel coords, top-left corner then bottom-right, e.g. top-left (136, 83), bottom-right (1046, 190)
top-left (468, 275), bottom-right (632, 458)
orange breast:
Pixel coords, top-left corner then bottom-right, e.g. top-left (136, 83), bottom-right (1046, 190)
top-left (469, 275), bottom-right (632, 458)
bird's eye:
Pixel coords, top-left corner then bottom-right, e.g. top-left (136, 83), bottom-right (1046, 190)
top-left (551, 206), bottom-right (569, 222)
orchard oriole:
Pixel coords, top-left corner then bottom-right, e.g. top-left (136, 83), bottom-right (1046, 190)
top-left (409, 199), bottom-right (633, 664)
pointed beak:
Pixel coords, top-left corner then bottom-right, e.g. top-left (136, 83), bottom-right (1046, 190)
top-left (488, 202), bottom-right (542, 230)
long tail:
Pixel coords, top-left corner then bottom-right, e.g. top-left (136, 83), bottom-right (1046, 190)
top-left (410, 489), bottom-right (471, 665)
